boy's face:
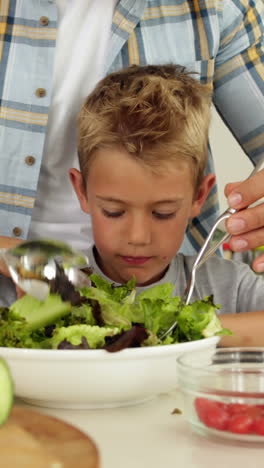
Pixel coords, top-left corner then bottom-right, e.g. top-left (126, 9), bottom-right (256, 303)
top-left (70, 147), bottom-right (215, 286)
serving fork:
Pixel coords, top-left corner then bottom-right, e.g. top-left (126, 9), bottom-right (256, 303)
top-left (160, 156), bottom-right (264, 340)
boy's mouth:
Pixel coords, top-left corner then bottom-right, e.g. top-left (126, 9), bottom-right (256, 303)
top-left (120, 256), bottom-right (152, 265)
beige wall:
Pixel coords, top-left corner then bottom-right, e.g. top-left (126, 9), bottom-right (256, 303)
top-left (209, 107), bottom-right (253, 211)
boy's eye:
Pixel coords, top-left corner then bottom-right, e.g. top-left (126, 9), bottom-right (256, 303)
top-left (153, 211), bottom-right (176, 220)
top-left (102, 209), bottom-right (124, 218)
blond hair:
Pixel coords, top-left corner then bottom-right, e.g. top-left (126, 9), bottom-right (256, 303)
top-left (77, 64), bottom-right (212, 192)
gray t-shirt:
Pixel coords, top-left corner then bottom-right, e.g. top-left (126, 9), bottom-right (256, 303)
top-left (86, 246), bottom-right (264, 315)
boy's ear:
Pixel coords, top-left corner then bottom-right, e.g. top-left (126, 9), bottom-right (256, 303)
top-left (69, 168), bottom-right (90, 214)
top-left (190, 173), bottom-right (216, 218)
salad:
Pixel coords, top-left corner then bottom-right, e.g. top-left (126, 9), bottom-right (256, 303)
top-left (0, 271), bottom-right (230, 352)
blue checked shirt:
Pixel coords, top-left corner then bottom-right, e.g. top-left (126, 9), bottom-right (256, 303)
top-left (0, 0), bottom-right (263, 254)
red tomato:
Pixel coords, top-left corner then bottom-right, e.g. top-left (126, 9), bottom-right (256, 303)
top-left (194, 398), bottom-right (229, 430)
top-left (204, 405), bottom-right (230, 430)
top-left (194, 398), bottom-right (211, 422)
top-left (244, 406), bottom-right (263, 419)
top-left (256, 405), bottom-right (264, 412)
top-left (195, 398), bottom-right (264, 435)
top-left (253, 417), bottom-right (264, 436)
top-left (227, 403), bottom-right (251, 416)
top-left (216, 401), bottom-right (229, 411)
top-left (228, 414), bottom-right (254, 434)
top-left (228, 403), bottom-right (262, 418)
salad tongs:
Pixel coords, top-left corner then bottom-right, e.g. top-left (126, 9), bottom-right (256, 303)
top-left (160, 156), bottom-right (264, 340)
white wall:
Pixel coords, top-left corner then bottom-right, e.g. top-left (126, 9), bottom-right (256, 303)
top-left (209, 107), bottom-right (253, 211)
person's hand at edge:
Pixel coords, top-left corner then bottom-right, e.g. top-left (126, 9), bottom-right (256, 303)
top-left (0, 236), bottom-right (24, 298)
top-left (225, 169), bottom-right (264, 273)
top-left (0, 236), bottom-right (22, 249)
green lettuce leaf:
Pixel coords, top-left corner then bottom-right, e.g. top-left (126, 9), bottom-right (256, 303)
top-left (177, 295), bottom-right (227, 341)
top-left (63, 303), bottom-right (96, 327)
top-left (136, 284), bottom-right (181, 336)
top-left (88, 273), bottom-right (136, 302)
top-left (79, 284), bottom-right (141, 329)
top-left (2, 272), bottom-right (230, 351)
top-left (51, 324), bottom-right (120, 349)
top-left (10, 294), bottom-right (72, 331)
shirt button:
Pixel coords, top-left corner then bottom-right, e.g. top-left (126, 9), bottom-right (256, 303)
top-left (35, 88), bottom-right (46, 98)
top-left (13, 227), bottom-right (23, 237)
top-left (25, 155), bottom-right (36, 166)
top-left (39, 16), bottom-right (49, 26)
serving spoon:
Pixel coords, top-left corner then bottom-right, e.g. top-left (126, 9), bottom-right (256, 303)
top-left (0, 239), bottom-right (91, 300)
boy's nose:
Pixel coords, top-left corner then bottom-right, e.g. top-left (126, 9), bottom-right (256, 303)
top-left (127, 216), bottom-right (152, 246)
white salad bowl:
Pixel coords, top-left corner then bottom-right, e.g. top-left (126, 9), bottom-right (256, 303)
top-left (0, 336), bottom-right (219, 409)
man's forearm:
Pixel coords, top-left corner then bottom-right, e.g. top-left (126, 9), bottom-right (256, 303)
top-left (220, 311), bottom-right (264, 347)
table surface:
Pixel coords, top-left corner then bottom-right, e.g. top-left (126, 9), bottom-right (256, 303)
top-left (18, 390), bottom-right (264, 468)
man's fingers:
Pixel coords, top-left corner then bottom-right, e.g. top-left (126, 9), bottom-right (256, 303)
top-left (226, 170), bottom-right (264, 210)
top-left (252, 253), bottom-right (264, 274)
top-left (0, 236), bottom-right (22, 249)
top-left (225, 167), bottom-right (264, 269)
top-left (0, 236), bottom-right (21, 277)
top-left (228, 226), bottom-right (264, 255)
top-left (226, 203), bottom-right (264, 236)
top-left (224, 181), bottom-right (242, 198)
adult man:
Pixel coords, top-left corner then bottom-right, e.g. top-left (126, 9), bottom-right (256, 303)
top-left (0, 0), bottom-right (264, 271)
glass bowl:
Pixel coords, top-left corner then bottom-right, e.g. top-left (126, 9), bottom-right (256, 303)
top-left (177, 347), bottom-right (264, 443)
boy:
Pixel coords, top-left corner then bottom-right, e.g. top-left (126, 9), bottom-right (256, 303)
top-left (70, 64), bottom-right (264, 347)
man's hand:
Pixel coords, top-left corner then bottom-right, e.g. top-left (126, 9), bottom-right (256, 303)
top-left (0, 236), bottom-right (21, 275)
top-left (0, 236), bottom-right (22, 249)
top-left (0, 236), bottom-right (24, 298)
top-left (225, 169), bottom-right (264, 272)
